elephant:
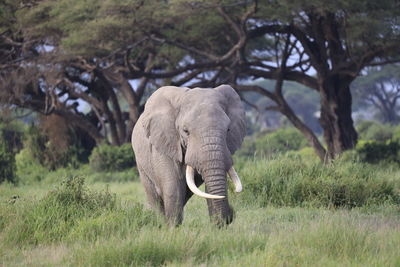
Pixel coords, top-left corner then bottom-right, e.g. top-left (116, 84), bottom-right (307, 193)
top-left (131, 84), bottom-right (245, 226)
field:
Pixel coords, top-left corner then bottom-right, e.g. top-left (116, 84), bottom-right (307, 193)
top-left (1, 156), bottom-right (400, 266)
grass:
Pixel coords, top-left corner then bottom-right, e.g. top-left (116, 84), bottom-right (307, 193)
top-left (235, 154), bottom-right (400, 208)
top-left (1, 156), bottom-right (400, 266)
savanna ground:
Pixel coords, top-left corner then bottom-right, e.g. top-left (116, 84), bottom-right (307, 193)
top-left (1, 153), bottom-right (400, 267)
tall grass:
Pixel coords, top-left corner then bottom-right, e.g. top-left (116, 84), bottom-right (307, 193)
top-left (0, 176), bottom-right (159, 246)
top-left (1, 157), bottom-right (400, 266)
top-left (235, 155), bottom-right (400, 208)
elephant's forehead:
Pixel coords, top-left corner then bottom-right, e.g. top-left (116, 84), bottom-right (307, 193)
top-left (181, 88), bottom-right (225, 105)
top-left (181, 101), bottom-right (230, 128)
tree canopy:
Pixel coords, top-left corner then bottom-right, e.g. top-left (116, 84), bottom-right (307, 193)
top-left (352, 64), bottom-right (400, 124)
top-left (1, 0), bottom-right (399, 160)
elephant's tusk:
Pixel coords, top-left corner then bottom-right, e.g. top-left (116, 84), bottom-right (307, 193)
top-left (185, 165), bottom-right (225, 199)
top-left (228, 167), bottom-right (243, 193)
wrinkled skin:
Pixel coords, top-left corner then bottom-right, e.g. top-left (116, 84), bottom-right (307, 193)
top-left (131, 85), bottom-right (245, 226)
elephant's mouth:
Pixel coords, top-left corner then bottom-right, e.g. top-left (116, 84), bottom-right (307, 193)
top-left (185, 165), bottom-right (243, 199)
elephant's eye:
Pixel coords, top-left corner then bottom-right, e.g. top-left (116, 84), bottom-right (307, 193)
top-left (183, 127), bottom-right (189, 135)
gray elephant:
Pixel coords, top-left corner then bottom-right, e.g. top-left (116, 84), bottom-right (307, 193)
top-left (131, 85), bottom-right (245, 226)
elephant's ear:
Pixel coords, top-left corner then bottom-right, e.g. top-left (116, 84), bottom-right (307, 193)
top-left (215, 85), bottom-right (246, 154)
top-left (141, 87), bottom-right (187, 162)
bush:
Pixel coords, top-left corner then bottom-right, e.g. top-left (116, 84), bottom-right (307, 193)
top-left (356, 140), bottom-right (400, 164)
top-left (237, 155), bottom-right (400, 208)
top-left (15, 147), bottom-right (49, 184)
top-left (22, 124), bottom-right (89, 171)
top-left (236, 128), bottom-right (308, 158)
top-left (23, 124), bottom-right (48, 166)
top-left (0, 120), bottom-right (24, 153)
top-left (356, 121), bottom-right (394, 142)
top-left (89, 143), bottom-right (135, 172)
top-left (0, 142), bottom-right (16, 184)
top-left (392, 125), bottom-right (400, 142)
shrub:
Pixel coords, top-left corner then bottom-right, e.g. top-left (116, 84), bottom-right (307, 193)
top-left (356, 140), bottom-right (400, 164)
top-left (237, 155), bottom-right (400, 208)
top-left (22, 124), bottom-right (90, 171)
top-left (15, 147), bottom-right (49, 184)
top-left (236, 128), bottom-right (308, 158)
top-left (0, 120), bottom-right (24, 153)
top-left (89, 143), bottom-right (135, 172)
top-left (0, 142), bottom-right (16, 184)
top-left (23, 124), bottom-right (47, 165)
top-left (392, 125), bottom-right (400, 142)
top-left (356, 120), bottom-right (394, 142)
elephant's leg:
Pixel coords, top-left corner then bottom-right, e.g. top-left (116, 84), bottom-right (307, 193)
top-left (162, 179), bottom-right (187, 226)
top-left (138, 168), bottom-right (164, 215)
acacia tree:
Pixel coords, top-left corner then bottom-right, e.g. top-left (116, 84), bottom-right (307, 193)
top-left (142, 0), bottom-right (400, 160)
top-left (2, 0), bottom-right (400, 160)
top-left (0, 1), bottom-right (104, 144)
top-left (1, 0), bottom-right (240, 145)
top-left (1, 0), bottom-right (171, 145)
top-left (352, 65), bottom-right (400, 124)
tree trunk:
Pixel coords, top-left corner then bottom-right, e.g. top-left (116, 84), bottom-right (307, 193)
top-left (280, 101), bottom-right (328, 162)
top-left (119, 79), bottom-right (141, 142)
top-left (108, 88), bottom-right (126, 143)
top-left (235, 84), bottom-right (328, 162)
top-left (54, 109), bottom-right (104, 145)
top-left (319, 75), bottom-right (358, 159)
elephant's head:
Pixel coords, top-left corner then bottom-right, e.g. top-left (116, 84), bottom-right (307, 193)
top-left (142, 85), bottom-right (245, 225)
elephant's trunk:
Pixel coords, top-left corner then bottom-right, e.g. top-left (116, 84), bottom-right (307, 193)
top-left (200, 133), bottom-right (234, 225)
top-left (184, 129), bottom-right (242, 225)
top-left (203, 162), bottom-right (233, 225)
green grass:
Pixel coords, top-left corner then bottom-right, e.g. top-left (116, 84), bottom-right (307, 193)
top-left (1, 157), bottom-right (400, 266)
top-left (235, 154), bottom-right (400, 208)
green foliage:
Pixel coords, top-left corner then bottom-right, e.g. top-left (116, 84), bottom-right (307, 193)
top-left (15, 147), bottom-right (48, 184)
top-left (0, 119), bottom-right (25, 153)
top-left (0, 142), bottom-right (16, 184)
top-left (22, 124), bottom-right (47, 165)
top-left (0, 119), bottom-right (26, 184)
top-left (349, 121), bottom-right (400, 164)
top-left (0, 0), bottom-right (18, 32)
top-left (356, 120), bottom-right (394, 142)
top-left (21, 124), bottom-right (88, 171)
top-left (352, 65), bottom-right (400, 123)
top-left (89, 143), bottom-right (135, 172)
top-left (237, 128), bottom-right (308, 158)
top-left (392, 125), bottom-right (400, 142)
top-left (248, 79), bottom-right (321, 133)
top-left (237, 155), bottom-right (400, 208)
top-left (356, 140), bottom-right (400, 164)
